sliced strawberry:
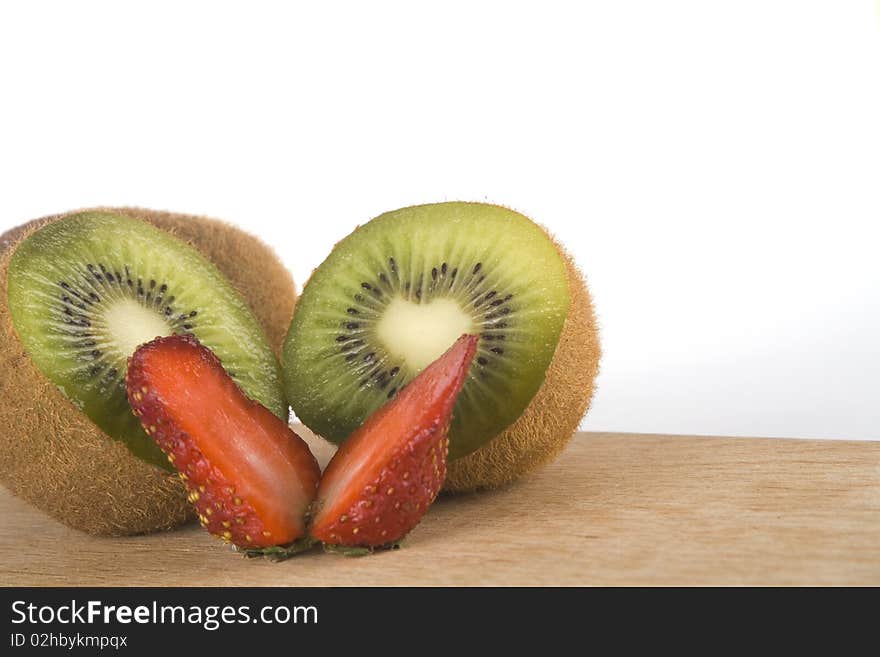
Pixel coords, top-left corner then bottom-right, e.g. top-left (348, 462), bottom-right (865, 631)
top-left (311, 333), bottom-right (478, 548)
top-left (126, 335), bottom-right (320, 549)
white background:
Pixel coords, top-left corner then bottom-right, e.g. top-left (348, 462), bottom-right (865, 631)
top-left (1, 2), bottom-right (878, 440)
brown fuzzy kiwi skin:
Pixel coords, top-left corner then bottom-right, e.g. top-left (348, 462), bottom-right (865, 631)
top-left (444, 238), bottom-right (601, 492)
top-left (0, 208), bottom-right (296, 535)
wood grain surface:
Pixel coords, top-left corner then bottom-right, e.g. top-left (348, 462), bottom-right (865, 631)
top-left (1, 431), bottom-right (878, 586)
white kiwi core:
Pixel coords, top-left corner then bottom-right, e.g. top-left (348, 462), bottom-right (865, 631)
top-left (376, 296), bottom-right (475, 373)
top-left (101, 298), bottom-right (173, 359)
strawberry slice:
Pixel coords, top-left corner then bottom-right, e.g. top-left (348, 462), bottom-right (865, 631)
top-left (126, 335), bottom-right (320, 550)
top-left (311, 333), bottom-right (478, 548)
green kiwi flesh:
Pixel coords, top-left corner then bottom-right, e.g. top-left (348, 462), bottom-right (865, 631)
top-left (6, 211), bottom-right (286, 469)
top-left (283, 202), bottom-right (570, 459)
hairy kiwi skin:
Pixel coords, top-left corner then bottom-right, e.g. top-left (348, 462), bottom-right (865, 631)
top-left (0, 209), bottom-right (295, 535)
top-left (445, 237), bottom-right (600, 492)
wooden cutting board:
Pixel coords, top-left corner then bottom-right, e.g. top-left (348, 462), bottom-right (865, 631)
top-left (1, 430), bottom-right (878, 586)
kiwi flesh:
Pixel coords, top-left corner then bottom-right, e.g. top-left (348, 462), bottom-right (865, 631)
top-left (283, 202), bottom-right (589, 469)
top-left (0, 209), bottom-right (293, 535)
top-left (1, 208), bottom-right (297, 356)
top-left (123, 208), bottom-right (296, 356)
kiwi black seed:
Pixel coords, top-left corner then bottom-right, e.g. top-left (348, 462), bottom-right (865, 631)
top-left (0, 209), bottom-right (294, 535)
top-left (283, 202), bottom-right (600, 489)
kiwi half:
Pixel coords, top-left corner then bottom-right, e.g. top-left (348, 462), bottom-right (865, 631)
top-left (0, 209), bottom-right (294, 535)
top-left (283, 202), bottom-right (600, 488)
top-left (445, 240), bottom-right (600, 491)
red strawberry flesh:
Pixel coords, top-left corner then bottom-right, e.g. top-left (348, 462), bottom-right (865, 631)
top-left (126, 335), bottom-right (320, 548)
top-left (311, 333), bottom-right (478, 547)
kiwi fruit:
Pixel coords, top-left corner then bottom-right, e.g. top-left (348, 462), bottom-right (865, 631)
top-left (283, 202), bottom-right (600, 490)
top-left (444, 240), bottom-right (600, 490)
top-left (0, 208), bottom-right (294, 535)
